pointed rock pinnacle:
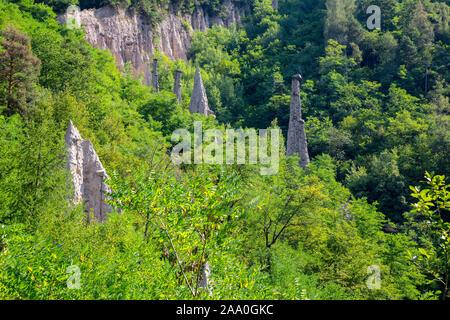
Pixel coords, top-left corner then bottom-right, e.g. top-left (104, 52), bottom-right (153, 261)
top-left (65, 120), bottom-right (113, 222)
top-left (286, 74), bottom-right (310, 168)
top-left (189, 67), bottom-right (215, 117)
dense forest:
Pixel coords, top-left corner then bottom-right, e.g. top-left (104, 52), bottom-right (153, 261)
top-left (0, 0), bottom-right (449, 300)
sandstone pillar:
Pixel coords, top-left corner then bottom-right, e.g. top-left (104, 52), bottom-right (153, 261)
top-left (189, 66), bottom-right (214, 117)
top-left (65, 120), bottom-right (113, 222)
top-left (286, 74), bottom-right (310, 168)
top-left (152, 58), bottom-right (159, 92)
top-left (174, 69), bottom-right (182, 105)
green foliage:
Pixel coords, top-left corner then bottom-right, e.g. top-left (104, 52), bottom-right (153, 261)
top-left (106, 160), bottom-right (269, 298)
top-left (0, 0), bottom-right (448, 300)
top-left (0, 25), bottom-right (41, 117)
top-left (0, 98), bottom-right (70, 228)
top-left (406, 172), bottom-right (449, 300)
top-left (184, 0), bottom-right (450, 225)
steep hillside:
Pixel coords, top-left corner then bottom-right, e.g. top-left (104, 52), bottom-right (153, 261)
top-left (0, 0), bottom-right (449, 301)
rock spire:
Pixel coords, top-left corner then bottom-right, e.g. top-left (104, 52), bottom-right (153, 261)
top-left (174, 69), bottom-right (182, 105)
top-left (286, 74), bottom-right (310, 168)
top-left (152, 58), bottom-right (159, 92)
top-left (65, 120), bottom-right (113, 222)
top-left (189, 67), bottom-right (215, 117)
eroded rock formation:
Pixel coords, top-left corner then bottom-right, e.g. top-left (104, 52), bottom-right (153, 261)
top-left (286, 74), bottom-right (310, 168)
top-left (151, 58), bottom-right (159, 92)
top-left (174, 69), bottom-right (182, 104)
top-left (189, 66), bottom-right (214, 117)
top-left (58, 2), bottom-right (248, 85)
top-left (65, 120), bottom-right (112, 222)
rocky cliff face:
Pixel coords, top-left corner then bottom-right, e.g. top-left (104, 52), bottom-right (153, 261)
top-left (59, 1), bottom-right (247, 85)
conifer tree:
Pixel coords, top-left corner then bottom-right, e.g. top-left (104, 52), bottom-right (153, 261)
top-left (0, 26), bottom-right (41, 117)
